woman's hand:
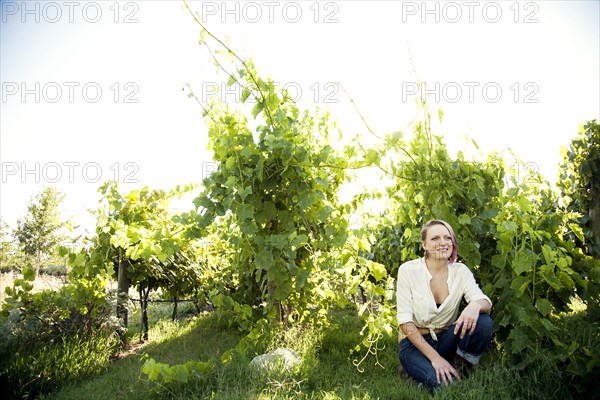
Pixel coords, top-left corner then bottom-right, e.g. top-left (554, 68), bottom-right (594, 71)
top-left (454, 302), bottom-right (481, 339)
top-left (431, 355), bottom-right (460, 385)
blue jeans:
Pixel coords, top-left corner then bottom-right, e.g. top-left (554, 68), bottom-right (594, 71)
top-left (398, 313), bottom-right (493, 390)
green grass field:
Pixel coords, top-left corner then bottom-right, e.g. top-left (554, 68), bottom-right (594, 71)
top-left (35, 301), bottom-right (596, 400)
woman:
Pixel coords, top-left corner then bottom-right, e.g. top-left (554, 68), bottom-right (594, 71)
top-left (396, 219), bottom-right (493, 390)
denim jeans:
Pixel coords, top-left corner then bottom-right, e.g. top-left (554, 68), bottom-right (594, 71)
top-left (398, 313), bottom-right (493, 390)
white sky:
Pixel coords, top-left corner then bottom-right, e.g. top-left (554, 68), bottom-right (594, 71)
top-left (1, 0), bottom-right (599, 237)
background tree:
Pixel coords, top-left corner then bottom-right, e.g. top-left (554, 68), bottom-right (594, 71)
top-left (83, 182), bottom-right (197, 341)
top-left (557, 120), bottom-right (600, 258)
top-left (189, 46), bottom-right (351, 330)
top-left (14, 187), bottom-right (65, 277)
top-left (355, 107), bottom-right (600, 385)
top-left (1, 218), bottom-right (14, 272)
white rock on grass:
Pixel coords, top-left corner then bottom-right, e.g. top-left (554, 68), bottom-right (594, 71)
top-left (249, 348), bottom-right (301, 372)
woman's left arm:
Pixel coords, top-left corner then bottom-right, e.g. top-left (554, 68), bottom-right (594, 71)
top-left (455, 267), bottom-right (493, 339)
top-left (473, 298), bottom-right (491, 314)
top-left (454, 300), bottom-right (490, 339)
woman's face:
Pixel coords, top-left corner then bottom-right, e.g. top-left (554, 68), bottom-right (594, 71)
top-left (422, 224), bottom-right (453, 262)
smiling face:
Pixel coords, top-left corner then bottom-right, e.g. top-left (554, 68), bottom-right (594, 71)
top-left (422, 223), bottom-right (454, 262)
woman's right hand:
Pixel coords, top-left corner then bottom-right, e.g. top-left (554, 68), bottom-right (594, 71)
top-left (430, 355), bottom-right (461, 385)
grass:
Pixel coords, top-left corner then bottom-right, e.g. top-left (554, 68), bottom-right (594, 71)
top-left (2, 329), bottom-right (120, 399)
top-left (37, 302), bottom-right (241, 400)
top-left (36, 301), bottom-right (598, 400)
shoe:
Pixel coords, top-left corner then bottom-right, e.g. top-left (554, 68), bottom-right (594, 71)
top-left (453, 355), bottom-right (474, 378)
top-left (398, 364), bottom-right (411, 380)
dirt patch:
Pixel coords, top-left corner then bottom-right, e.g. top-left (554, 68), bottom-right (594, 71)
top-left (0, 272), bottom-right (68, 304)
top-left (111, 340), bottom-right (150, 361)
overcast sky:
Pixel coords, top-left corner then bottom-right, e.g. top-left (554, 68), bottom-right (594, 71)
top-left (1, 0), bottom-right (599, 237)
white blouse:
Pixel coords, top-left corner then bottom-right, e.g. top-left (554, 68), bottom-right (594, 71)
top-left (396, 257), bottom-right (492, 340)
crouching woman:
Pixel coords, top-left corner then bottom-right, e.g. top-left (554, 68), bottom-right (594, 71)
top-left (397, 220), bottom-right (494, 391)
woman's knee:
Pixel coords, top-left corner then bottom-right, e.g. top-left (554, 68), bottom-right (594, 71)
top-left (477, 313), bottom-right (493, 333)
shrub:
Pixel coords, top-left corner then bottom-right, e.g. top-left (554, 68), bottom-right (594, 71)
top-left (42, 263), bottom-right (68, 277)
top-left (0, 265), bottom-right (123, 399)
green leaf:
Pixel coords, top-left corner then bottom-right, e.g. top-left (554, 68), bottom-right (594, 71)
top-left (539, 318), bottom-right (558, 333)
top-left (568, 223), bottom-right (585, 242)
top-left (508, 326), bottom-right (532, 354)
top-left (492, 254), bottom-right (507, 269)
top-left (220, 349), bottom-right (233, 364)
top-left (195, 359), bottom-right (214, 373)
top-left (227, 74), bottom-right (236, 87)
top-left (240, 220), bottom-right (257, 235)
top-left (260, 201), bottom-right (277, 221)
top-left (558, 271), bottom-right (575, 290)
top-left (226, 156), bottom-right (237, 170)
top-left (515, 196), bottom-right (532, 212)
top-left (238, 203), bottom-right (255, 220)
top-left (22, 264), bottom-right (36, 281)
top-left (296, 268), bottom-right (310, 288)
top-left (290, 233), bottom-right (308, 250)
top-left (268, 265), bottom-right (289, 291)
top-left (364, 149), bottom-right (380, 165)
top-left (535, 298), bottom-right (553, 316)
top-left (367, 260), bottom-right (387, 282)
top-left (252, 101), bottom-right (264, 119)
top-left (255, 249), bottom-right (273, 271)
top-left (172, 364), bottom-right (190, 383)
top-left (142, 358), bottom-right (160, 381)
top-left (541, 244), bottom-right (554, 265)
top-left (239, 186), bottom-right (252, 200)
top-left (510, 275), bottom-right (531, 296)
top-left (458, 214), bottom-right (471, 225)
top-left (267, 234), bottom-right (287, 250)
top-left (240, 86), bottom-right (252, 103)
top-left (358, 237), bottom-right (370, 251)
top-left (513, 252), bottom-right (533, 275)
top-left (539, 264), bottom-right (563, 290)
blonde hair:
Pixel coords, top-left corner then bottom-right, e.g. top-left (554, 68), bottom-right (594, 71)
top-left (420, 219), bottom-right (458, 264)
